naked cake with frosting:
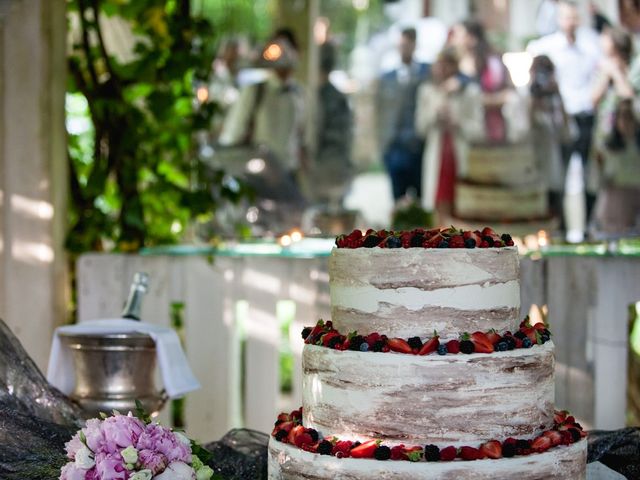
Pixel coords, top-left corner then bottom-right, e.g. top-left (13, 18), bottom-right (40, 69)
top-left (268, 227), bottom-right (587, 479)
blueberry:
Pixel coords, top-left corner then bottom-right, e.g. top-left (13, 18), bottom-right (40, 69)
top-left (437, 240), bottom-right (449, 248)
top-left (410, 234), bottom-right (424, 247)
top-left (522, 338), bottom-right (533, 348)
top-left (464, 238), bottom-right (476, 248)
top-left (496, 341), bottom-right (508, 351)
top-left (386, 236), bottom-right (402, 248)
top-left (359, 342), bottom-right (369, 352)
top-left (437, 344), bottom-right (447, 355)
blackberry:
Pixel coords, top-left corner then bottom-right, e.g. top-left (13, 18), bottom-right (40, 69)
top-left (522, 338), bottom-right (533, 348)
top-left (349, 335), bottom-right (366, 351)
top-left (504, 336), bottom-right (516, 350)
top-left (568, 428), bottom-right (581, 442)
top-left (482, 235), bottom-right (495, 246)
top-left (363, 235), bottom-right (382, 248)
top-left (374, 445), bottom-right (391, 460)
top-left (275, 429), bottom-right (288, 442)
top-left (386, 236), bottom-right (402, 248)
top-left (437, 344), bottom-right (448, 355)
top-left (372, 339), bottom-right (386, 352)
top-left (515, 439), bottom-right (530, 451)
top-left (437, 240), bottom-right (449, 248)
top-left (359, 342), bottom-right (369, 352)
top-left (424, 444), bottom-right (440, 462)
top-left (460, 340), bottom-right (475, 354)
top-left (307, 429), bottom-right (319, 442)
top-left (501, 233), bottom-right (513, 243)
top-left (502, 443), bottom-right (516, 457)
top-left (327, 336), bottom-right (343, 349)
top-left (301, 327), bottom-right (312, 340)
top-left (317, 440), bottom-right (333, 455)
top-left (410, 234), bottom-right (425, 247)
top-left (496, 341), bottom-right (508, 352)
top-left (407, 336), bottom-right (423, 350)
top-left (352, 441), bottom-right (361, 448)
top-left (514, 331), bottom-right (526, 340)
top-left (464, 238), bottom-right (476, 248)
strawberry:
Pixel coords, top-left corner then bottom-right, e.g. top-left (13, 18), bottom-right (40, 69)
top-left (439, 446), bottom-right (457, 461)
top-left (306, 321), bottom-right (327, 344)
top-left (521, 327), bottom-right (538, 345)
top-left (423, 233), bottom-right (444, 248)
top-left (418, 331), bottom-right (440, 355)
top-left (485, 329), bottom-right (502, 345)
top-left (448, 235), bottom-right (465, 248)
top-left (542, 430), bottom-right (563, 447)
top-left (387, 338), bottom-right (413, 354)
top-left (471, 331), bottom-right (494, 353)
top-left (287, 425), bottom-right (305, 444)
top-left (459, 446), bottom-right (484, 461)
top-left (332, 440), bottom-right (353, 458)
top-left (479, 240), bottom-right (490, 248)
top-left (390, 445), bottom-right (406, 461)
top-left (480, 440), bottom-right (502, 459)
top-left (290, 408), bottom-right (303, 421)
top-left (294, 432), bottom-right (314, 448)
top-left (366, 332), bottom-right (382, 347)
top-left (482, 227), bottom-right (497, 237)
top-left (271, 420), bottom-right (294, 437)
top-left (276, 412), bottom-right (290, 424)
top-left (531, 435), bottom-right (552, 453)
top-left (559, 430), bottom-right (573, 445)
top-left (321, 331), bottom-right (341, 347)
top-left (445, 339), bottom-right (460, 354)
top-left (404, 446), bottom-right (423, 462)
top-left (350, 439), bottom-right (380, 458)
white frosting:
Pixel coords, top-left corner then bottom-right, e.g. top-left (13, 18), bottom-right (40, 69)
top-left (268, 438), bottom-right (587, 480)
top-left (331, 280), bottom-right (520, 313)
top-left (303, 343), bottom-right (555, 446)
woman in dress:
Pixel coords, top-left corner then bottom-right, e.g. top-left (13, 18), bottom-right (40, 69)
top-left (449, 19), bottom-right (513, 144)
top-left (415, 48), bottom-right (484, 222)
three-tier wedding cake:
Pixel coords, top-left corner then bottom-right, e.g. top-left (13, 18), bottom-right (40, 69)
top-left (268, 227), bottom-right (587, 479)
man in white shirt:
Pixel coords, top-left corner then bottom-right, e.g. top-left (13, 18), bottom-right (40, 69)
top-left (528, 0), bottom-right (601, 217)
top-left (219, 31), bottom-right (306, 178)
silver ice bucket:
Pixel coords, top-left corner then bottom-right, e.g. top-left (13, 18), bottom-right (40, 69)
top-left (59, 331), bottom-right (167, 417)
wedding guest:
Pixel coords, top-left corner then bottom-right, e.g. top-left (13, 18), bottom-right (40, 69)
top-left (528, 0), bottom-right (601, 217)
top-left (415, 48), bottom-right (484, 222)
top-left (376, 27), bottom-right (430, 201)
top-left (592, 99), bottom-right (640, 235)
top-left (449, 19), bottom-right (513, 143)
top-left (529, 55), bottom-right (570, 222)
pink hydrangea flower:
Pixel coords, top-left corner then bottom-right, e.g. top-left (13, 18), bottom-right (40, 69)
top-left (64, 433), bottom-right (84, 460)
top-left (95, 452), bottom-right (129, 480)
top-left (101, 414), bottom-right (145, 452)
top-left (59, 463), bottom-right (88, 480)
top-left (138, 449), bottom-right (168, 475)
top-left (137, 424), bottom-right (192, 464)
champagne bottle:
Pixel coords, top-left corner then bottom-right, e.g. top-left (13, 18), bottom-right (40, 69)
top-left (121, 272), bottom-right (149, 321)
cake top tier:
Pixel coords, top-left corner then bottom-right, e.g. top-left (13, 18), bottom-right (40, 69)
top-left (335, 226), bottom-right (514, 249)
top-left (329, 226), bottom-right (520, 339)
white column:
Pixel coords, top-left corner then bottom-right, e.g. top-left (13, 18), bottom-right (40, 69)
top-left (430, 0), bottom-right (470, 26)
top-left (0, 0), bottom-right (68, 372)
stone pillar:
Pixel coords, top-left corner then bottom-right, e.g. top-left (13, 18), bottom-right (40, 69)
top-left (0, 0), bottom-right (68, 372)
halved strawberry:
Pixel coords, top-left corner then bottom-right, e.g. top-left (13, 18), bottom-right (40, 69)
top-left (482, 227), bottom-right (497, 237)
top-left (459, 446), bottom-right (484, 461)
top-left (287, 425), bottom-right (305, 444)
top-left (479, 440), bottom-right (502, 459)
top-left (521, 327), bottom-right (538, 344)
top-left (471, 331), bottom-right (494, 353)
top-left (418, 331), bottom-right (440, 355)
top-left (271, 420), bottom-right (294, 437)
top-left (387, 338), bottom-right (413, 354)
top-left (485, 329), bottom-right (502, 345)
top-left (350, 439), bottom-right (380, 458)
top-left (542, 430), bottom-right (563, 447)
top-left (294, 432), bottom-right (313, 448)
top-left (321, 331), bottom-right (341, 347)
top-left (333, 440), bottom-right (353, 458)
top-left (531, 435), bottom-right (552, 452)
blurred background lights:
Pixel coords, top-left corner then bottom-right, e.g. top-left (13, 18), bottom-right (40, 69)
top-left (246, 157), bottom-right (266, 174)
top-left (263, 43), bottom-right (282, 61)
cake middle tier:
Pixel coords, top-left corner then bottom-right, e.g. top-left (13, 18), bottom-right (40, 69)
top-left (303, 342), bottom-right (554, 446)
top-left (329, 247), bottom-right (520, 339)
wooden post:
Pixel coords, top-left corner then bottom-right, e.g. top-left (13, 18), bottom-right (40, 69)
top-left (0, 0), bottom-right (68, 372)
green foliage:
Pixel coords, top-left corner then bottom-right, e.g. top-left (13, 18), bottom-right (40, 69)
top-left (66, 0), bottom-right (247, 253)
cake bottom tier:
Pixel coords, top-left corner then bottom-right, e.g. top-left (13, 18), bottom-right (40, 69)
top-left (268, 438), bottom-right (587, 480)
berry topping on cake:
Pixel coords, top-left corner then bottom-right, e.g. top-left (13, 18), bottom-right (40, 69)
top-left (423, 444), bottom-right (440, 462)
top-left (437, 344), bottom-right (448, 355)
top-left (418, 331), bottom-right (439, 355)
top-left (388, 338), bottom-right (413, 354)
top-left (531, 435), bottom-right (552, 453)
top-left (317, 439), bottom-right (333, 455)
top-left (479, 440), bottom-right (502, 459)
top-left (407, 336), bottom-right (423, 350)
top-left (350, 440), bottom-right (380, 459)
top-left (374, 445), bottom-right (392, 460)
top-left (471, 331), bottom-right (495, 354)
top-left (333, 440), bottom-right (354, 458)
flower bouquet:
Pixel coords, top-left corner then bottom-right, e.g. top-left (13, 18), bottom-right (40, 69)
top-left (60, 407), bottom-right (216, 480)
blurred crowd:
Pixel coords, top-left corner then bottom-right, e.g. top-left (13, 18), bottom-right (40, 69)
top-left (204, 0), bottom-right (640, 239)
